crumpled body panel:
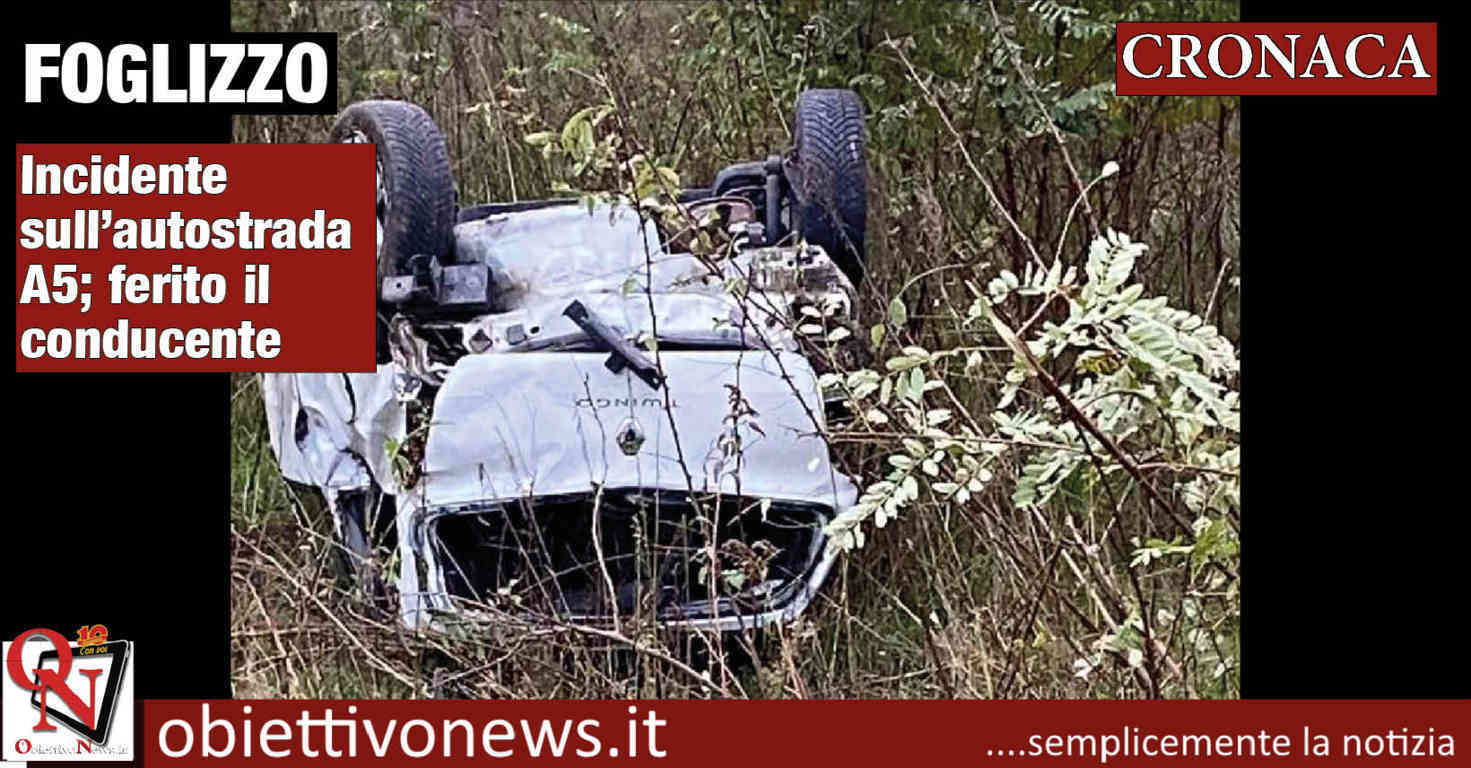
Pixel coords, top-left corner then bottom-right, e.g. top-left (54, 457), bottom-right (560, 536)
top-left (422, 351), bottom-right (855, 508)
top-left (454, 203), bottom-right (664, 307)
top-left (261, 368), bottom-right (405, 493)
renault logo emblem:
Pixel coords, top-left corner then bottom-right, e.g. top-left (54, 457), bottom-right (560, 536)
top-left (616, 418), bottom-right (645, 456)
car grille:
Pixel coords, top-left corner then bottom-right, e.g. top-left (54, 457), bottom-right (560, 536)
top-left (426, 489), bottom-right (828, 622)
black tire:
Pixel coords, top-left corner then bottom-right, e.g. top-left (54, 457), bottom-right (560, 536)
top-left (329, 100), bottom-right (455, 280)
top-left (792, 89), bottom-right (867, 283)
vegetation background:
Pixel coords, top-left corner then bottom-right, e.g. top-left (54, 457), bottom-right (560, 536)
top-left (231, 0), bottom-right (1240, 700)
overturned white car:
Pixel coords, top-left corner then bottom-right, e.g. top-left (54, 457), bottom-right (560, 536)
top-left (263, 92), bottom-right (868, 631)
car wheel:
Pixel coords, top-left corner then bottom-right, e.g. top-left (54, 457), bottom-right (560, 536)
top-left (329, 100), bottom-right (456, 281)
top-left (792, 89), bottom-right (867, 283)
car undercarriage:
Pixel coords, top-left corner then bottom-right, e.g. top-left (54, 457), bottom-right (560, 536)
top-left (263, 90), bottom-right (868, 631)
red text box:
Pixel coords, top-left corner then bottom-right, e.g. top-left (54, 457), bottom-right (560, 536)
top-left (1116, 23), bottom-right (1438, 96)
top-left (15, 144), bottom-right (377, 372)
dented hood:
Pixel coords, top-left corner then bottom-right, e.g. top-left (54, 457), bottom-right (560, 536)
top-left (423, 351), bottom-right (858, 509)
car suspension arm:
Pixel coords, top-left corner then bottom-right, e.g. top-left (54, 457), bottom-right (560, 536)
top-left (562, 300), bottom-right (665, 391)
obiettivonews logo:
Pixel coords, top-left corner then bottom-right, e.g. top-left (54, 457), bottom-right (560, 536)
top-left (3, 626), bottom-right (134, 761)
top-left (1116, 23), bottom-right (1437, 95)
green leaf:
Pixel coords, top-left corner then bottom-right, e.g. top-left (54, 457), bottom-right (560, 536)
top-left (870, 323), bottom-right (886, 349)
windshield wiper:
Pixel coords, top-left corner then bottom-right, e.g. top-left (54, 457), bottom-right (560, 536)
top-left (562, 300), bottom-right (666, 390)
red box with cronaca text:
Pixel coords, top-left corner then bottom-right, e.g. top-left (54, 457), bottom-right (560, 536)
top-left (1115, 23), bottom-right (1438, 95)
top-left (15, 144), bottom-right (377, 372)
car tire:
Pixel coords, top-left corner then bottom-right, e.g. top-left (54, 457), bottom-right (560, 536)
top-left (329, 100), bottom-right (456, 281)
top-left (792, 89), bottom-right (867, 283)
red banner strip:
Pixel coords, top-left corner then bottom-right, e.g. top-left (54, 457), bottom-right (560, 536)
top-left (136, 699), bottom-right (1468, 765)
top-left (1115, 23), bottom-right (1438, 95)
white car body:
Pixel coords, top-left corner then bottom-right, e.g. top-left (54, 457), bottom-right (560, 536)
top-left (264, 203), bottom-right (858, 631)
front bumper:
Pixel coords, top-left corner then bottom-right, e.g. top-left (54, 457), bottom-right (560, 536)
top-left (402, 489), bottom-right (836, 631)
